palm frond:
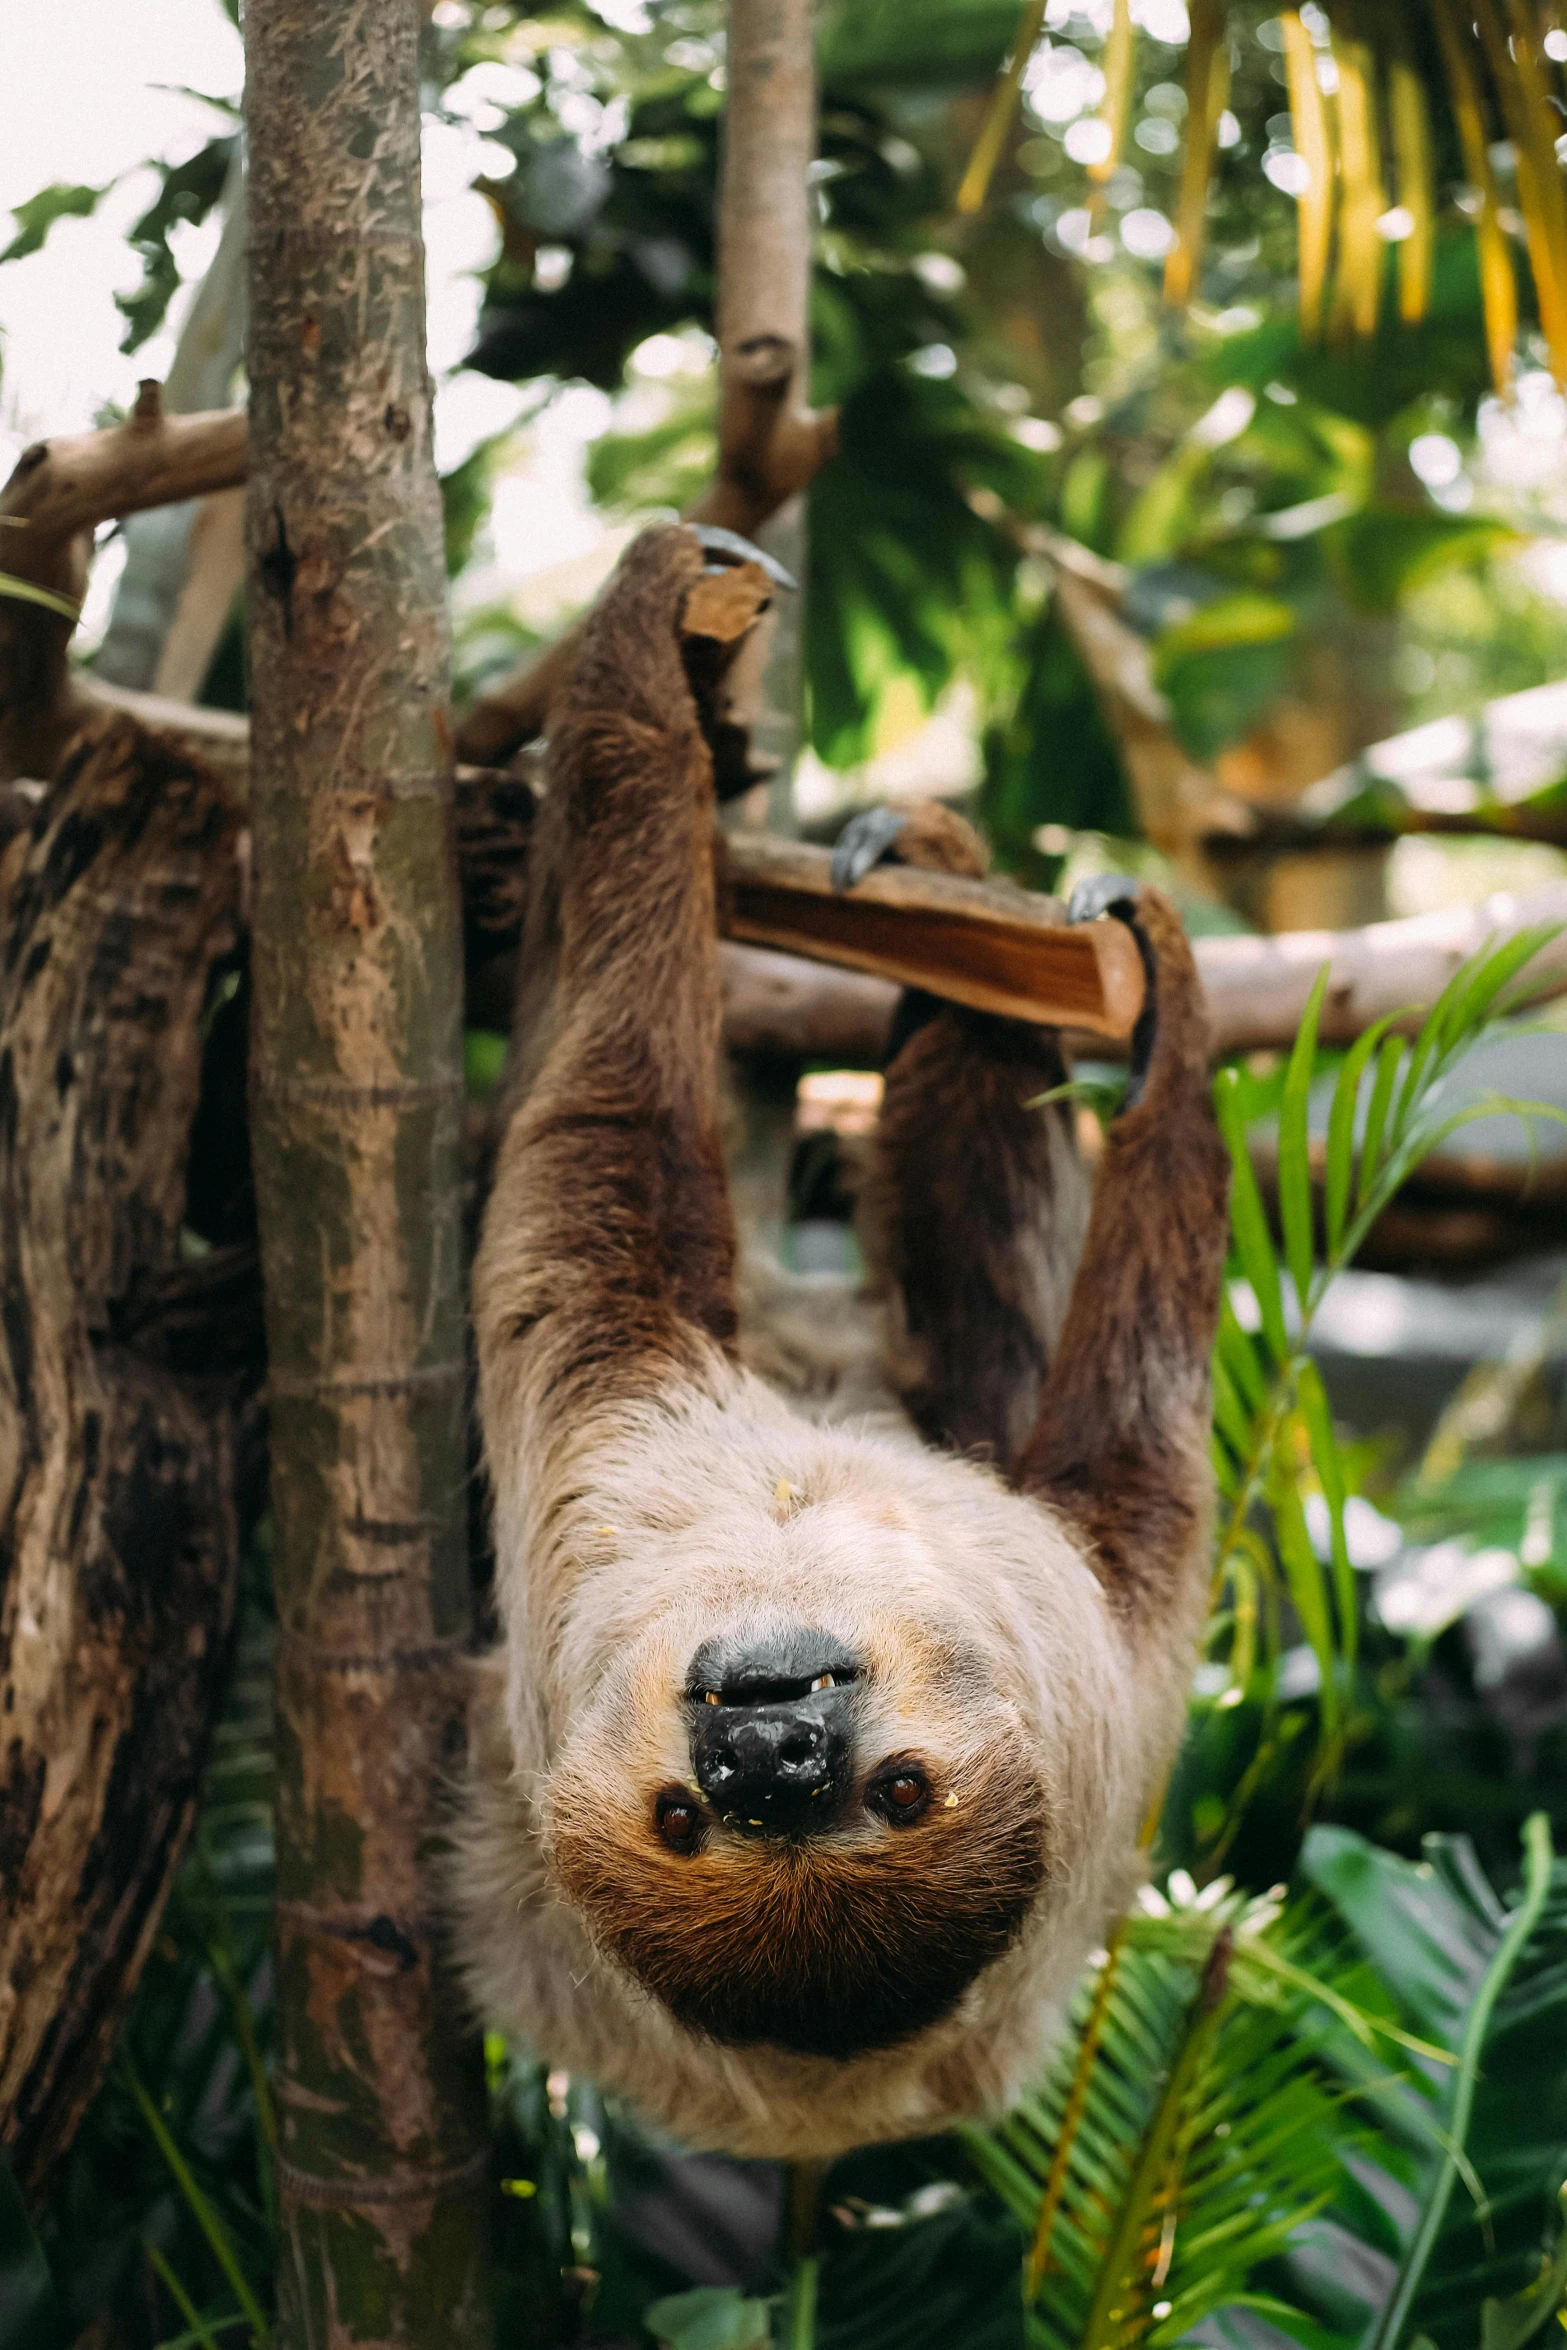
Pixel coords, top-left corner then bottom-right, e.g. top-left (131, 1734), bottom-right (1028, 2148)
top-left (1202, 926), bottom-right (1564, 1815)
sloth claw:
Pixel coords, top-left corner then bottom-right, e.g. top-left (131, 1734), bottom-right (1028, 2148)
top-left (1067, 873), bottom-right (1158, 1112)
top-left (686, 523), bottom-right (797, 589)
top-left (832, 805), bottom-right (909, 892)
top-left (1066, 871), bottom-right (1143, 927)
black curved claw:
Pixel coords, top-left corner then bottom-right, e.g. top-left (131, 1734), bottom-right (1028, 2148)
top-left (687, 524), bottom-right (797, 590)
top-left (831, 805), bottom-right (909, 893)
top-left (1067, 872), bottom-right (1143, 927)
top-left (1067, 874), bottom-right (1157, 1111)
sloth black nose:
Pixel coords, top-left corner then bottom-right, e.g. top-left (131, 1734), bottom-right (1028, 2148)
top-left (690, 1696), bottom-right (852, 1836)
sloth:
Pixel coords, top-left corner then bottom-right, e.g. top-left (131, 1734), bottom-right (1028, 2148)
top-left (454, 522), bottom-right (1230, 2161)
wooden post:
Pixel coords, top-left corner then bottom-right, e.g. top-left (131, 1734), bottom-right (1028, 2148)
top-left (243, 0), bottom-right (490, 2340)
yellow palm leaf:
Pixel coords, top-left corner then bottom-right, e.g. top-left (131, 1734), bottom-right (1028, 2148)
top-left (956, 0), bottom-right (1049, 218)
top-left (1389, 47), bottom-right (1435, 323)
top-left (1281, 10), bottom-right (1336, 338)
top-left (1486, 0), bottom-right (1567, 382)
top-left (1329, 22), bottom-right (1387, 341)
top-left (1428, 0), bottom-right (1517, 392)
top-left (1164, 0), bottom-right (1230, 307)
top-left (1088, 0), bottom-right (1136, 185)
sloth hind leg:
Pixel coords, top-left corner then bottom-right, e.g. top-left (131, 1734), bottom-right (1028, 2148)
top-left (849, 803), bottom-right (1091, 1467)
top-left (1017, 884), bottom-right (1230, 1643)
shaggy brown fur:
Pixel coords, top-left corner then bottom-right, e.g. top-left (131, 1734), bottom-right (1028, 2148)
top-left (456, 524), bottom-right (1229, 2160)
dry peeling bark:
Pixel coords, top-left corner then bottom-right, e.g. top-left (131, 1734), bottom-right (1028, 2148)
top-left (0, 710), bottom-right (252, 2190)
top-left (244, 0), bottom-right (490, 2341)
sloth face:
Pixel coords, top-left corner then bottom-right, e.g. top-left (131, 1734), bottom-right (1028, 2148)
top-left (546, 1607), bottom-right (1047, 2061)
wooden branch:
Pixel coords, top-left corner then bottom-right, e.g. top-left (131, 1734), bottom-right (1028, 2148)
top-left (1198, 883), bottom-right (1567, 1057)
top-left (454, 0), bottom-right (836, 768)
top-left (66, 685), bottom-right (1567, 1061)
top-left (0, 388), bottom-right (247, 783)
top-left (726, 836), bottom-right (1146, 1036)
top-left (0, 709), bottom-right (255, 2191)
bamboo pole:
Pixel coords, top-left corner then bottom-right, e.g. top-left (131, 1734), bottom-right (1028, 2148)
top-left (243, 0), bottom-right (490, 2340)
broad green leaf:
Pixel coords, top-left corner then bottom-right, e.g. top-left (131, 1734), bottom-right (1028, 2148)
top-left (1323, 507), bottom-right (1517, 613)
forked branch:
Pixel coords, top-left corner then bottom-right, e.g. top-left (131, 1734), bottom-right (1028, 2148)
top-left (0, 385), bottom-right (246, 781)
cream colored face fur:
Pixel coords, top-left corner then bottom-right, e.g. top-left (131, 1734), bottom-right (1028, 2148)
top-left (455, 1364), bottom-right (1196, 2161)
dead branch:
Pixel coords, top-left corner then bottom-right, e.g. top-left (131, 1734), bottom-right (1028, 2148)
top-left (0, 708), bottom-right (257, 2190)
top-left (0, 388), bottom-right (246, 782)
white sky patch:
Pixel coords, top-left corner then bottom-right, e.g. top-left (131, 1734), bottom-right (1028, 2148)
top-left (0, 0), bottom-right (610, 587)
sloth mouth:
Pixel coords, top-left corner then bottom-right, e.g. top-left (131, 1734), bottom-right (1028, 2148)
top-left (683, 1626), bottom-right (863, 1710)
top-left (690, 1666), bottom-right (859, 1708)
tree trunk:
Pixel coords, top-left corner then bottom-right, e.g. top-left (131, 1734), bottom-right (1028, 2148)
top-left (0, 710), bottom-right (254, 2191)
top-left (243, 0), bottom-right (491, 2341)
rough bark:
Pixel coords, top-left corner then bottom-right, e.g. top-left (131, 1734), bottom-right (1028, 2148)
top-left (244, 0), bottom-right (491, 2340)
top-left (453, 0), bottom-right (835, 770)
top-left (0, 389), bottom-right (247, 783)
top-left (0, 710), bottom-right (252, 2191)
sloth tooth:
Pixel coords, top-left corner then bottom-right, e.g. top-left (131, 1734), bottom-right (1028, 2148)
top-left (810, 1673), bottom-right (832, 1692)
top-left (704, 1690), bottom-right (720, 1705)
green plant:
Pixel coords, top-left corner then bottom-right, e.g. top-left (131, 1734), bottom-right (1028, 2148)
top-left (1203, 927), bottom-right (1566, 1857)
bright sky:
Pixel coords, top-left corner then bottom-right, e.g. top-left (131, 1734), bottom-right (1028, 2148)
top-left (0, 0), bottom-right (609, 613)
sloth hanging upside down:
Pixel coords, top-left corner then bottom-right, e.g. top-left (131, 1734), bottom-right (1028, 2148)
top-left (454, 523), bottom-right (1231, 2161)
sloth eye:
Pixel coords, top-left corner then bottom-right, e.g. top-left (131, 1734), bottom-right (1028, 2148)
top-left (655, 1791), bottom-right (705, 1854)
top-left (867, 1764), bottom-right (931, 1827)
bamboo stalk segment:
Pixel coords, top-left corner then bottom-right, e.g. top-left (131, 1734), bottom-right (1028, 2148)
top-left (724, 836), bottom-right (1149, 1038)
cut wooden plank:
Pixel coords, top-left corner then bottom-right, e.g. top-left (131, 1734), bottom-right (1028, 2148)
top-left (724, 834), bottom-right (1147, 1040)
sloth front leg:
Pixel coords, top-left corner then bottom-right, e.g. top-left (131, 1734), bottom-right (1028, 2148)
top-left (1017, 881), bottom-right (1230, 1643)
top-left (473, 525), bottom-right (740, 1472)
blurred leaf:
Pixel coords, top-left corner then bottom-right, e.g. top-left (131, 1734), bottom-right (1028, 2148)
top-left (0, 181), bottom-right (106, 265)
top-left (646, 2285), bottom-right (772, 2349)
top-left (0, 2148), bottom-right (63, 2350)
top-left (115, 135), bottom-right (235, 353)
top-left (819, 0), bottom-right (1017, 92)
top-left (1323, 508), bottom-right (1517, 615)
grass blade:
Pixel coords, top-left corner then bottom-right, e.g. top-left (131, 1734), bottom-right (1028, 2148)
top-left (122, 2058), bottom-right (268, 2347)
top-left (1215, 1067), bottom-right (1288, 1364)
top-left (1357, 1034), bottom-right (1404, 1209)
top-left (1279, 964), bottom-right (1330, 1318)
top-left (1295, 1360), bottom-right (1355, 1670)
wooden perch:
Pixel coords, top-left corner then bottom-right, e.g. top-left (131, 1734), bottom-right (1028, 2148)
top-left (454, 0), bottom-right (836, 769)
top-left (0, 708), bottom-right (258, 2191)
top-left (0, 388), bottom-right (247, 783)
top-left (726, 836), bottom-right (1146, 1037)
top-left (56, 684), bottom-right (1567, 1063)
